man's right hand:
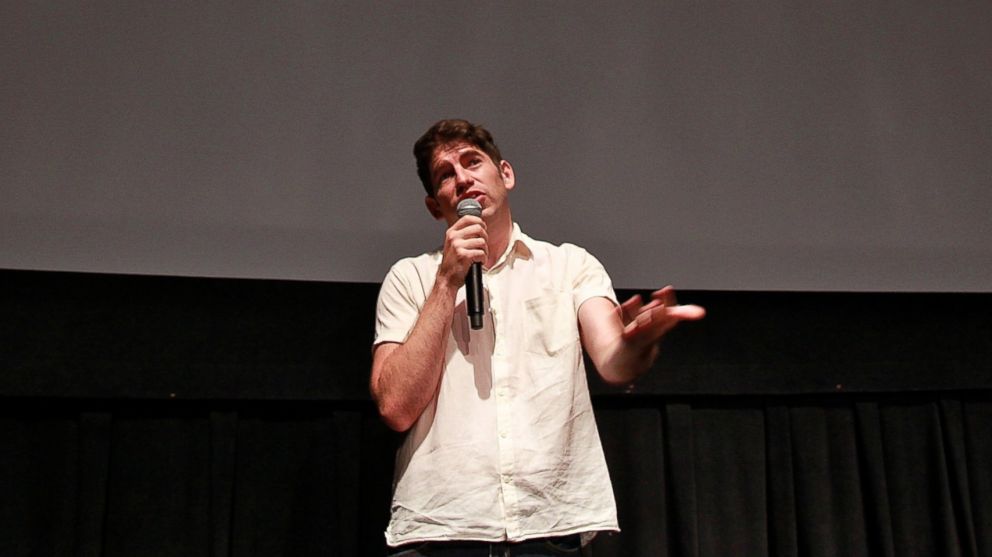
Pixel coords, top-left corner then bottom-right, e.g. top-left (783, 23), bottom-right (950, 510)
top-left (437, 215), bottom-right (488, 287)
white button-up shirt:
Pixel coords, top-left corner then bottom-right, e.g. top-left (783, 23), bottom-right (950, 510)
top-left (374, 224), bottom-right (619, 547)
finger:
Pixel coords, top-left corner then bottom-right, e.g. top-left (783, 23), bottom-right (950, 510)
top-left (454, 244), bottom-right (487, 262)
top-left (619, 295), bottom-right (643, 323)
top-left (669, 304), bottom-right (706, 320)
top-left (639, 299), bottom-right (664, 314)
top-left (454, 215), bottom-right (486, 231)
top-left (457, 236), bottom-right (488, 249)
top-left (622, 308), bottom-right (669, 341)
top-left (456, 223), bottom-right (489, 242)
top-left (465, 249), bottom-right (487, 264)
top-left (448, 224), bottom-right (489, 261)
top-left (651, 285), bottom-right (677, 307)
top-left (456, 238), bottom-right (489, 260)
top-left (622, 303), bottom-right (704, 342)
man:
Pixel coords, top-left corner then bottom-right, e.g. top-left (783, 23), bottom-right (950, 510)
top-left (371, 119), bottom-right (705, 555)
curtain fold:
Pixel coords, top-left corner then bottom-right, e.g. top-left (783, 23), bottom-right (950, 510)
top-left (963, 401), bottom-right (992, 557)
top-left (939, 400), bottom-right (981, 557)
top-left (597, 408), bottom-right (669, 556)
top-left (764, 404), bottom-right (797, 557)
top-left (665, 403), bottom-right (698, 557)
top-left (854, 402), bottom-right (896, 557)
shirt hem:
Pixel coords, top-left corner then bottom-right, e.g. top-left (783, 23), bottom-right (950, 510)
top-left (385, 523), bottom-right (621, 548)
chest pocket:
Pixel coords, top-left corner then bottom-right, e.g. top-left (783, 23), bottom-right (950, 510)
top-left (523, 291), bottom-right (578, 356)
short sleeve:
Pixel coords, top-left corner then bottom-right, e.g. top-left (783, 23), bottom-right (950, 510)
top-left (373, 260), bottom-right (422, 347)
top-left (566, 244), bottom-right (619, 312)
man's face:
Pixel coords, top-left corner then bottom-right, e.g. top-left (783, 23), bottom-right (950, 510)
top-left (424, 141), bottom-right (515, 225)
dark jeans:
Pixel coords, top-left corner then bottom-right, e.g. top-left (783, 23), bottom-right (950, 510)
top-left (387, 534), bottom-right (584, 556)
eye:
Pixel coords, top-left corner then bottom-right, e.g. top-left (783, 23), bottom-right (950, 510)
top-left (433, 172), bottom-right (454, 192)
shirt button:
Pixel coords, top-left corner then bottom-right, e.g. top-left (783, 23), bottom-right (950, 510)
top-left (499, 431), bottom-right (508, 439)
top-left (502, 474), bottom-right (513, 484)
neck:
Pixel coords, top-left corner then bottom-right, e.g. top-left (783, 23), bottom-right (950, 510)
top-left (484, 211), bottom-right (513, 269)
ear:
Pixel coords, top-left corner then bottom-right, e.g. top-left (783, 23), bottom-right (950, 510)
top-left (500, 160), bottom-right (516, 191)
top-left (425, 195), bottom-right (444, 220)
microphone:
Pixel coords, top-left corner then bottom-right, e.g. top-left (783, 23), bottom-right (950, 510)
top-left (456, 198), bottom-right (484, 330)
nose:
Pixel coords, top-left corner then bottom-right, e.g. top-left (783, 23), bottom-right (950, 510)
top-left (453, 166), bottom-right (474, 195)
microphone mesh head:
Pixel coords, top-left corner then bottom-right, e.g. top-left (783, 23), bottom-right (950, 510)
top-left (456, 198), bottom-right (483, 218)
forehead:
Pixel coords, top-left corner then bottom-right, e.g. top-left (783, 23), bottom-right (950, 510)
top-left (431, 142), bottom-right (485, 168)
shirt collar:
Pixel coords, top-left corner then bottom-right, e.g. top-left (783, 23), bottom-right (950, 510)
top-left (489, 222), bottom-right (534, 272)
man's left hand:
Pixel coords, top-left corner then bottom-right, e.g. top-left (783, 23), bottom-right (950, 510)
top-left (618, 286), bottom-right (705, 346)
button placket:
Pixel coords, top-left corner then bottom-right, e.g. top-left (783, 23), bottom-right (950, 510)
top-left (490, 274), bottom-right (521, 531)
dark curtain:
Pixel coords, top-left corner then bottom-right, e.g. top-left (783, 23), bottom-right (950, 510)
top-left (596, 394), bottom-right (991, 557)
top-left (3, 393), bottom-right (989, 557)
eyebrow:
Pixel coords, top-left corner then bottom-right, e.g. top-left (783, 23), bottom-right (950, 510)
top-left (430, 159), bottom-right (452, 181)
top-left (431, 147), bottom-right (481, 177)
top-left (431, 146), bottom-right (484, 172)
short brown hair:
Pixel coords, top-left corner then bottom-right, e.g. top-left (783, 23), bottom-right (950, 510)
top-left (414, 119), bottom-right (503, 197)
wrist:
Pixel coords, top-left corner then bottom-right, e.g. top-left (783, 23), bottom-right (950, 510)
top-left (432, 273), bottom-right (461, 299)
top-left (620, 335), bottom-right (660, 369)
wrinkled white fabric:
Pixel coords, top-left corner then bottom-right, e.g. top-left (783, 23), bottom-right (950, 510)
top-left (374, 224), bottom-right (619, 547)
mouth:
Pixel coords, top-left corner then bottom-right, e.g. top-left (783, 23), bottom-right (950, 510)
top-left (460, 191), bottom-right (486, 204)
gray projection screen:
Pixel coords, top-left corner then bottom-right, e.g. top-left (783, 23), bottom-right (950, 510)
top-left (2, 2), bottom-right (990, 291)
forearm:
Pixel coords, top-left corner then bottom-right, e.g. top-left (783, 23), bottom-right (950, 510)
top-left (579, 296), bottom-right (663, 385)
top-left (593, 336), bottom-right (659, 385)
top-left (372, 279), bottom-right (457, 431)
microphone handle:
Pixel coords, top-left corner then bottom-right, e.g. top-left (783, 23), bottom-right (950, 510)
top-left (466, 262), bottom-right (484, 330)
